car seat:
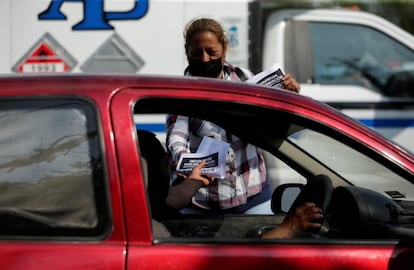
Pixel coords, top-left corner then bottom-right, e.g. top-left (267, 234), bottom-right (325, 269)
top-left (137, 129), bottom-right (182, 222)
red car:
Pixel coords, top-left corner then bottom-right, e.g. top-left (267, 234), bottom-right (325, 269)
top-left (0, 74), bottom-right (413, 269)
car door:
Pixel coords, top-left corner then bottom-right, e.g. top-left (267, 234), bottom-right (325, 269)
top-left (112, 83), bottom-right (414, 270)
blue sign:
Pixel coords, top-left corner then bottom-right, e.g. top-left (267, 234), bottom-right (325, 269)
top-left (227, 25), bottom-right (239, 48)
top-left (38, 0), bottom-right (149, 30)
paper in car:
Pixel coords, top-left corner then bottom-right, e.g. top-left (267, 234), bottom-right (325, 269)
top-left (176, 136), bottom-right (230, 178)
top-left (246, 62), bottom-right (285, 88)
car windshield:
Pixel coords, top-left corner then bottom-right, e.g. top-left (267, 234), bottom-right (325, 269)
top-left (287, 128), bottom-right (414, 200)
top-left (310, 22), bottom-right (414, 97)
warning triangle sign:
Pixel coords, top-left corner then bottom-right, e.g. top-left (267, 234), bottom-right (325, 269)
top-left (13, 33), bottom-right (77, 73)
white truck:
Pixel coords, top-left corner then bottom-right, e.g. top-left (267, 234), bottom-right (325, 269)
top-left (1, 0), bottom-right (414, 152)
top-left (263, 8), bottom-right (414, 154)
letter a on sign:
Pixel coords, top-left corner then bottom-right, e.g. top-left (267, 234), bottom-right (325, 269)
top-left (38, 0), bottom-right (149, 30)
top-left (13, 33), bottom-right (77, 73)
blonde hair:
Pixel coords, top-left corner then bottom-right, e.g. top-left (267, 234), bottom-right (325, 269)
top-left (184, 18), bottom-right (228, 55)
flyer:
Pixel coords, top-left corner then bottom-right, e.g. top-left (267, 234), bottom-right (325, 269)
top-left (246, 62), bottom-right (285, 88)
top-left (176, 136), bottom-right (230, 178)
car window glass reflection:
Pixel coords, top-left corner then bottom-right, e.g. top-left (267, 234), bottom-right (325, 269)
top-left (288, 128), bottom-right (414, 200)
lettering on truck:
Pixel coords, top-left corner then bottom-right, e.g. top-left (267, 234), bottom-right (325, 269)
top-left (38, 0), bottom-right (149, 30)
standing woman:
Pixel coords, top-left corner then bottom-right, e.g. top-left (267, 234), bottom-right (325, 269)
top-left (166, 18), bottom-right (300, 215)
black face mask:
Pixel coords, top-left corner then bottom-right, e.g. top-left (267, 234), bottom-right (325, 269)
top-left (188, 58), bottom-right (223, 78)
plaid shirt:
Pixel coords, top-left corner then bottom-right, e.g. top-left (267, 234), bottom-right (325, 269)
top-left (166, 63), bottom-right (268, 210)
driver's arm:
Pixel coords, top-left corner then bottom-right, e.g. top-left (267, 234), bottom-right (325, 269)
top-left (166, 161), bottom-right (214, 210)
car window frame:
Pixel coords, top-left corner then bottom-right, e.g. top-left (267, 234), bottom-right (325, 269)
top-left (130, 95), bottom-right (414, 243)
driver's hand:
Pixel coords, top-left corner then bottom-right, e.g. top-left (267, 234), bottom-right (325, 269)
top-left (261, 202), bottom-right (322, 239)
top-left (283, 202), bottom-right (323, 231)
top-left (177, 160), bottom-right (215, 186)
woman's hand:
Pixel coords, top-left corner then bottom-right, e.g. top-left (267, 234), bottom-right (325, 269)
top-left (283, 73), bottom-right (301, 93)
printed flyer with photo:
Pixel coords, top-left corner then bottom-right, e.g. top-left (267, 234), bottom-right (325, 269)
top-left (247, 62), bottom-right (285, 88)
top-left (176, 136), bottom-right (230, 178)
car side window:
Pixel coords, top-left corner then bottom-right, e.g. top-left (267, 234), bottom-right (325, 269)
top-left (135, 111), bottom-right (305, 240)
top-left (133, 97), bottom-right (414, 242)
top-left (309, 22), bottom-right (414, 97)
top-left (0, 99), bottom-right (109, 238)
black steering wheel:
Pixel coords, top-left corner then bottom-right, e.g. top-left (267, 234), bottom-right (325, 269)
top-left (286, 174), bottom-right (333, 234)
top-left (245, 174), bottom-right (333, 238)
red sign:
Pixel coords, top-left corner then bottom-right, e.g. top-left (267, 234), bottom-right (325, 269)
top-left (17, 42), bottom-right (69, 73)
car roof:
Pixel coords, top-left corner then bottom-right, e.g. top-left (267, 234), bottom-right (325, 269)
top-left (0, 73), bottom-right (352, 128)
top-left (0, 73), bottom-right (336, 111)
top-left (0, 73), bottom-right (412, 164)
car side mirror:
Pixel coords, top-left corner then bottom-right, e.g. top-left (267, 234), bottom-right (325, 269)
top-left (384, 71), bottom-right (414, 97)
top-left (271, 183), bottom-right (304, 214)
